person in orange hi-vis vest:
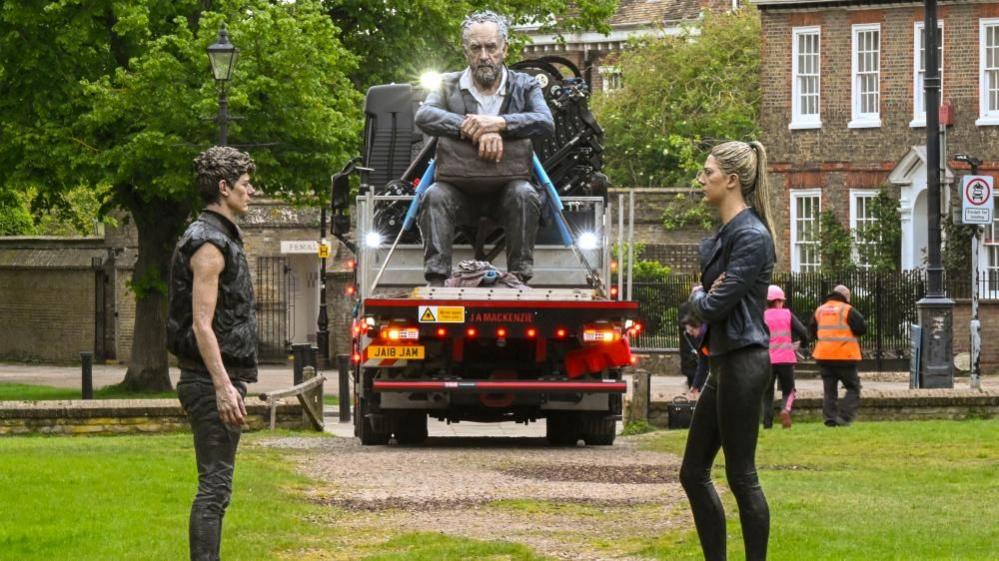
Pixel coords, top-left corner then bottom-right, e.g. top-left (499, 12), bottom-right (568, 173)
top-left (762, 285), bottom-right (808, 429)
top-left (809, 285), bottom-right (867, 427)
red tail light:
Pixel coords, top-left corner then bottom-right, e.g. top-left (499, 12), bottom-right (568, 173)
top-left (526, 327), bottom-right (537, 339)
top-left (497, 327), bottom-right (507, 338)
top-left (555, 328), bottom-right (567, 339)
top-left (436, 327), bottom-right (447, 338)
top-left (351, 352), bottom-right (361, 363)
top-left (466, 327), bottom-right (478, 338)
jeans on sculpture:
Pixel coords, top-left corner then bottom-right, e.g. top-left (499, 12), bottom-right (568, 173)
top-left (178, 377), bottom-right (246, 561)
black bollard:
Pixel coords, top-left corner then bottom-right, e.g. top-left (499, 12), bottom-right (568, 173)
top-left (337, 354), bottom-right (351, 422)
top-left (80, 352), bottom-right (94, 400)
top-left (292, 344), bottom-right (310, 385)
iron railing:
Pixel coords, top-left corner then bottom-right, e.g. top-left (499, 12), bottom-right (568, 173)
top-left (629, 269), bottom-right (992, 361)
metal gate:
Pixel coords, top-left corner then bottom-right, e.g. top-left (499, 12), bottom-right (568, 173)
top-left (255, 256), bottom-right (290, 361)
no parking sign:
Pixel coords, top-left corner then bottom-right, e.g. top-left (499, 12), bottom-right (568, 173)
top-left (961, 175), bottom-right (994, 225)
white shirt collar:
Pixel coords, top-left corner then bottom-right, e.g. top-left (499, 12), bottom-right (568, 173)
top-left (459, 67), bottom-right (507, 98)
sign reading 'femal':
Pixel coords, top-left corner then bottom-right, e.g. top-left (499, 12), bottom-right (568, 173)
top-left (961, 175), bottom-right (994, 225)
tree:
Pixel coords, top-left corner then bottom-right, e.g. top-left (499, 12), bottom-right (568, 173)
top-left (0, 1), bottom-right (361, 390)
top-left (591, 7), bottom-right (761, 187)
top-left (855, 189), bottom-right (902, 272)
top-left (818, 211), bottom-right (854, 273)
top-left (322, 0), bottom-right (619, 87)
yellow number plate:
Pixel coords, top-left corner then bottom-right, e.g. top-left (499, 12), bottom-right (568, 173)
top-left (367, 345), bottom-right (425, 360)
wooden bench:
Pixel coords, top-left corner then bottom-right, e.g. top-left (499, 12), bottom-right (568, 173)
top-left (259, 366), bottom-right (326, 430)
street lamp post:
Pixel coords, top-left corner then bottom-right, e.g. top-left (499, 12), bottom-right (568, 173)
top-left (207, 24), bottom-right (238, 146)
top-left (917, 0), bottom-right (954, 388)
top-left (317, 191), bottom-right (330, 369)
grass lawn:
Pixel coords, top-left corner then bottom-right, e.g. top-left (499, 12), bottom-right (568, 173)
top-left (0, 382), bottom-right (176, 401)
top-left (0, 432), bottom-right (547, 561)
top-left (0, 421), bottom-right (995, 560)
top-left (637, 419), bottom-right (999, 561)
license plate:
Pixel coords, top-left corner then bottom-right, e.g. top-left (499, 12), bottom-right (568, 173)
top-left (367, 345), bottom-right (425, 360)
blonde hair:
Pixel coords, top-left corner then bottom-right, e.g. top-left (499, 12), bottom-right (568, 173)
top-left (710, 140), bottom-right (777, 244)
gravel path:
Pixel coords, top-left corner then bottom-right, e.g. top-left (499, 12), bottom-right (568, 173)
top-left (260, 434), bottom-right (692, 561)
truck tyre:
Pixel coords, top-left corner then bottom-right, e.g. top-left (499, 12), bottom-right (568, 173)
top-left (356, 398), bottom-right (389, 445)
top-left (581, 413), bottom-right (616, 446)
top-left (392, 412), bottom-right (428, 445)
top-left (546, 412), bottom-right (580, 446)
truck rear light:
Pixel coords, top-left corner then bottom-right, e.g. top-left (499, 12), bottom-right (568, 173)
top-left (436, 327), bottom-right (447, 338)
top-left (466, 327), bottom-right (478, 338)
top-left (351, 352), bottom-right (361, 363)
top-left (627, 322), bottom-right (643, 336)
top-left (496, 327), bottom-right (507, 338)
top-left (555, 328), bottom-right (567, 339)
top-left (583, 327), bottom-right (621, 343)
top-left (525, 327), bottom-right (537, 339)
top-left (610, 286), bottom-right (619, 298)
top-left (382, 327), bottom-right (419, 341)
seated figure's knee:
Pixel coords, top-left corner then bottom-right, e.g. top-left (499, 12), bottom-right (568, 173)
top-left (503, 180), bottom-right (539, 206)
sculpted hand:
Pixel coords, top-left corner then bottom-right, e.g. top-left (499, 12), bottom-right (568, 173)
top-left (461, 114), bottom-right (506, 143)
top-left (477, 132), bottom-right (504, 162)
top-left (215, 382), bottom-right (247, 427)
top-left (709, 273), bottom-right (726, 292)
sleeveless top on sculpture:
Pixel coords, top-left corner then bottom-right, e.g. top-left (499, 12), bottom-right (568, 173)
top-left (764, 308), bottom-right (796, 364)
top-left (812, 301), bottom-right (861, 361)
top-left (167, 210), bottom-right (258, 382)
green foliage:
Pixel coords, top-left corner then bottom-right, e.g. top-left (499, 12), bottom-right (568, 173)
top-left (620, 419), bottom-right (657, 436)
top-left (818, 211), bottom-right (854, 273)
top-left (943, 211), bottom-right (977, 280)
top-left (0, 189), bottom-right (35, 235)
top-left (613, 242), bottom-right (672, 281)
top-left (592, 8), bottom-right (761, 187)
top-left (127, 265), bottom-right (170, 299)
top-left (323, 0), bottom-right (618, 87)
top-left (855, 189), bottom-right (902, 272)
top-left (660, 191), bottom-right (715, 231)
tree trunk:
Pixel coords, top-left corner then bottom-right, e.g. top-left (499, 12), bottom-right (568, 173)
top-left (121, 193), bottom-right (192, 392)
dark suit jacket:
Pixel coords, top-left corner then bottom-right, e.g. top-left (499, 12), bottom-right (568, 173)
top-left (414, 69), bottom-right (555, 140)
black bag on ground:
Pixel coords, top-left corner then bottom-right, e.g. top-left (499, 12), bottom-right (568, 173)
top-left (435, 137), bottom-right (533, 194)
top-left (667, 396), bottom-right (694, 429)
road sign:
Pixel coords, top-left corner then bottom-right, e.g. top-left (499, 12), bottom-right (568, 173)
top-left (961, 175), bottom-right (994, 225)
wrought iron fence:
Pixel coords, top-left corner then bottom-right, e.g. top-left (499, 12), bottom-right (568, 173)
top-left (627, 269), bottom-right (978, 364)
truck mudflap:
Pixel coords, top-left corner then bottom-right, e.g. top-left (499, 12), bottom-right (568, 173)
top-left (371, 379), bottom-right (627, 393)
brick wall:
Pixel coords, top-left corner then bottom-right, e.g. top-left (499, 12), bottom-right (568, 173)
top-left (759, 2), bottom-right (999, 269)
top-left (952, 299), bottom-right (999, 374)
top-left (0, 268), bottom-right (96, 362)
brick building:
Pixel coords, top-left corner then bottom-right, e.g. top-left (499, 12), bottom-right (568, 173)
top-left (753, 0), bottom-right (999, 276)
top-left (518, 0), bottom-right (738, 93)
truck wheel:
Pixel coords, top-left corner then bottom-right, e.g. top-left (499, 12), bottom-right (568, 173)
top-left (546, 412), bottom-right (580, 446)
top-left (356, 398), bottom-right (389, 445)
top-left (392, 412), bottom-right (428, 445)
top-left (581, 413), bottom-right (616, 446)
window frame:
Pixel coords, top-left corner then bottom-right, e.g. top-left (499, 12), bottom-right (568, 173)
top-left (849, 189), bottom-right (880, 267)
top-left (849, 23), bottom-right (882, 129)
top-left (911, 21), bottom-right (944, 128)
top-left (790, 26), bottom-right (822, 130)
top-left (791, 189), bottom-right (822, 273)
top-left (978, 18), bottom-right (999, 126)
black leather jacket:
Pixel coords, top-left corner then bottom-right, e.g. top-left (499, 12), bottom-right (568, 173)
top-left (688, 208), bottom-right (775, 356)
top-left (167, 210), bottom-right (258, 382)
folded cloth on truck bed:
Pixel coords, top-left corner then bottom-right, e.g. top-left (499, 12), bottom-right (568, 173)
top-left (445, 260), bottom-right (527, 288)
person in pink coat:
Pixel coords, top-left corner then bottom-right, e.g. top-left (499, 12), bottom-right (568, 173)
top-left (763, 285), bottom-right (808, 429)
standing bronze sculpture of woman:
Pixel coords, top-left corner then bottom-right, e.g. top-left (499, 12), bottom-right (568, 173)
top-left (680, 140), bottom-right (777, 561)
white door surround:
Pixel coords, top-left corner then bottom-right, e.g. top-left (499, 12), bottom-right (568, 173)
top-left (888, 146), bottom-right (954, 270)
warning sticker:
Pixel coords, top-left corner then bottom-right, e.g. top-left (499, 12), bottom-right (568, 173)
top-left (418, 305), bottom-right (465, 323)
